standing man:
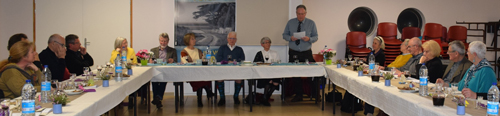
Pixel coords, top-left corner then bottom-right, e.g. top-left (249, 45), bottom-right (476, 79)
top-left (39, 34), bottom-right (67, 81)
top-left (215, 31), bottom-right (245, 106)
top-left (282, 4), bottom-right (318, 102)
top-left (65, 34), bottom-right (94, 76)
top-left (150, 33), bottom-right (177, 108)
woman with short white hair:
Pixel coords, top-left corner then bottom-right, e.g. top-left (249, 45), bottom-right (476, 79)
top-left (459, 41), bottom-right (497, 100)
top-left (252, 37), bottom-right (280, 106)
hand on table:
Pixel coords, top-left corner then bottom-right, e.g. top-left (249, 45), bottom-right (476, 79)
top-left (168, 58), bottom-right (174, 63)
top-left (462, 88), bottom-right (477, 99)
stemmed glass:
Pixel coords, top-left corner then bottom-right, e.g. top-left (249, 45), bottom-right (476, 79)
top-left (348, 55), bottom-right (353, 61)
top-left (105, 62), bottom-right (111, 68)
top-left (293, 55), bottom-right (299, 64)
top-left (264, 55), bottom-right (270, 62)
top-left (450, 83), bottom-right (459, 95)
top-left (227, 55), bottom-right (233, 61)
top-left (354, 57), bottom-right (359, 64)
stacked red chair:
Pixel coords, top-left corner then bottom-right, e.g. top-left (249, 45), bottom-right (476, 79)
top-left (447, 25), bottom-right (469, 50)
top-left (346, 31), bottom-right (371, 59)
top-left (401, 27), bottom-right (421, 40)
top-left (377, 22), bottom-right (401, 66)
top-left (423, 23), bottom-right (447, 59)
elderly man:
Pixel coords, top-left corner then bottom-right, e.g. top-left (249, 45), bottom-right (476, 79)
top-left (436, 41), bottom-right (472, 86)
top-left (65, 34), bottom-right (94, 76)
top-left (395, 37), bottom-right (423, 77)
top-left (39, 34), bottom-right (67, 81)
top-left (215, 32), bottom-right (245, 106)
top-left (150, 33), bottom-right (177, 108)
top-left (282, 5), bottom-right (318, 102)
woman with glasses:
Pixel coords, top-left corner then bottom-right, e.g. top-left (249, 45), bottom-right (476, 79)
top-left (251, 37), bottom-right (281, 106)
top-left (110, 37), bottom-right (137, 64)
top-left (458, 41), bottom-right (496, 99)
top-left (415, 40), bottom-right (444, 83)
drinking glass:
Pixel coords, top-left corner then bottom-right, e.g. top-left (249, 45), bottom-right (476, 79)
top-left (305, 59), bottom-right (309, 65)
top-left (354, 57), bottom-right (359, 63)
top-left (451, 83), bottom-right (459, 94)
top-left (227, 55), bottom-right (232, 61)
top-left (293, 55), bottom-right (299, 64)
top-left (264, 55), bottom-right (270, 62)
top-left (375, 62), bottom-right (380, 71)
top-left (162, 59), bottom-right (167, 65)
top-left (97, 65), bottom-right (103, 72)
top-left (106, 62), bottom-right (111, 68)
top-left (404, 70), bottom-right (411, 77)
top-left (348, 55), bottom-right (353, 61)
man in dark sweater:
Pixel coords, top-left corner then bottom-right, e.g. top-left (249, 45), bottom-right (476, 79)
top-left (215, 32), bottom-right (245, 106)
top-left (39, 34), bottom-right (67, 81)
top-left (64, 34), bottom-right (94, 76)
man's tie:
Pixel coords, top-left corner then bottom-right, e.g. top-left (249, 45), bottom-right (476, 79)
top-left (295, 22), bottom-right (302, 45)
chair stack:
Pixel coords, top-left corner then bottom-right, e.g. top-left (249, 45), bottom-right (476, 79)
top-left (346, 31), bottom-right (371, 59)
top-left (401, 27), bottom-right (421, 40)
top-left (423, 23), bottom-right (448, 59)
top-left (447, 25), bottom-right (469, 49)
top-left (377, 22), bottom-right (401, 66)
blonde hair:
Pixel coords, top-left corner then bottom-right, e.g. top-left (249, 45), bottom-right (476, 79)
top-left (422, 40), bottom-right (441, 57)
top-left (183, 33), bottom-right (195, 46)
top-left (114, 37), bottom-right (127, 49)
top-left (0, 41), bottom-right (33, 70)
top-left (374, 36), bottom-right (385, 50)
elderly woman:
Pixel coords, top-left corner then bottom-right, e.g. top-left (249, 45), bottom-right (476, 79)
top-left (387, 39), bottom-right (412, 68)
top-left (364, 36), bottom-right (386, 116)
top-left (181, 33), bottom-right (213, 107)
top-left (110, 37), bottom-right (137, 64)
top-left (415, 40), bottom-right (444, 83)
top-left (0, 41), bottom-right (41, 98)
top-left (253, 37), bottom-right (281, 106)
top-left (459, 41), bottom-right (496, 99)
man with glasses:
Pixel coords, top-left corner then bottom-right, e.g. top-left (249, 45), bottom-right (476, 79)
top-left (39, 34), bottom-right (67, 81)
top-left (394, 37), bottom-right (423, 77)
top-left (282, 4), bottom-right (318, 102)
top-left (64, 34), bottom-right (94, 76)
top-left (435, 41), bottom-right (472, 86)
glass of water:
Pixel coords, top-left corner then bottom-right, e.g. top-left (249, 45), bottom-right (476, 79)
top-left (305, 59), bottom-right (309, 65)
top-left (348, 55), bottom-right (352, 61)
top-left (293, 55), bottom-right (299, 64)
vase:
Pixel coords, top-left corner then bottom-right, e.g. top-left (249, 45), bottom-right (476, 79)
top-left (325, 59), bottom-right (332, 65)
top-left (337, 64), bottom-right (341, 68)
top-left (53, 104), bottom-right (62, 114)
top-left (140, 59), bottom-right (148, 66)
top-left (457, 105), bottom-right (465, 115)
top-left (385, 80), bottom-right (391, 86)
top-left (103, 80), bottom-right (109, 87)
top-left (127, 68), bottom-right (133, 75)
top-left (358, 71), bottom-right (363, 76)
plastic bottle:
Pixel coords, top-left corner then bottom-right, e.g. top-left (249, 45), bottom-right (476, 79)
top-left (206, 46), bottom-right (212, 64)
top-left (487, 82), bottom-right (499, 116)
top-left (40, 65), bottom-right (51, 103)
top-left (368, 52), bottom-right (375, 75)
top-left (419, 63), bottom-right (428, 96)
top-left (21, 80), bottom-right (36, 116)
top-left (322, 45), bottom-right (328, 64)
top-left (115, 54), bottom-right (122, 82)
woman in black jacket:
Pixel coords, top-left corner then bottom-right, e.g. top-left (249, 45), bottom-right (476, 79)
top-left (415, 40), bottom-right (444, 83)
top-left (253, 37), bottom-right (280, 106)
top-left (364, 36), bottom-right (386, 116)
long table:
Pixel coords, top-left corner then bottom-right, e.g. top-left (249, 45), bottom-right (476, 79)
top-left (325, 65), bottom-right (486, 116)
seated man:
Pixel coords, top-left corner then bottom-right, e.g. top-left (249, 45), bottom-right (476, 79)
top-left (394, 37), bottom-right (423, 77)
top-left (436, 41), bottom-right (472, 86)
top-left (65, 34), bottom-right (94, 76)
top-left (39, 34), bottom-right (67, 81)
top-left (150, 33), bottom-right (177, 108)
top-left (215, 32), bottom-right (245, 106)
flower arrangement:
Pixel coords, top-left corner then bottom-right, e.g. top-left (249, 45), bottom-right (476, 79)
top-left (356, 66), bottom-right (364, 72)
top-left (99, 74), bottom-right (111, 80)
top-left (319, 48), bottom-right (336, 59)
top-left (383, 72), bottom-right (394, 80)
top-left (125, 63), bottom-right (133, 69)
top-left (135, 49), bottom-right (154, 60)
top-left (51, 93), bottom-right (68, 106)
top-left (452, 96), bottom-right (469, 106)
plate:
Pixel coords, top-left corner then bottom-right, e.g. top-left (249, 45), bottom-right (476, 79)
top-left (241, 63), bottom-right (254, 66)
top-left (64, 89), bottom-right (83, 95)
top-left (399, 88), bottom-right (419, 93)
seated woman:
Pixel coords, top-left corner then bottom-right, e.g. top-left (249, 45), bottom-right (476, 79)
top-left (386, 39), bottom-right (412, 68)
top-left (110, 37), bottom-right (137, 64)
top-left (0, 41), bottom-right (41, 99)
top-left (253, 37), bottom-right (280, 106)
top-left (458, 41), bottom-right (496, 100)
top-left (415, 40), bottom-right (444, 83)
top-left (364, 36), bottom-right (386, 116)
top-left (181, 33), bottom-right (214, 107)
top-left (8, 33), bottom-right (43, 70)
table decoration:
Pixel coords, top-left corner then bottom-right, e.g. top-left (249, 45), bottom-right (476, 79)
top-left (136, 49), bottom-right (153, 66)
top-left (319, 47), bottom-right (335, 65)
top-left (383, 72), bottom-right (394, 86)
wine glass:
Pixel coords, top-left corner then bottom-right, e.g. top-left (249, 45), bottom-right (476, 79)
top-left (227, 55), bottom-right (233, 61)
top-left (348, 55), bottom-right (353, 61)
top-left (264, 55), bottom-right (270, 62)
top-left (293, 55), bottom-right (299, 64)
top-left (450, 83), bottom-right (459, 95)
top-left (106, 62), bottom-right (111, 68)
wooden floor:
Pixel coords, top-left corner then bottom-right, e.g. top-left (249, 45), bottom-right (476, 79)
top-left (111, 86), bottom-right (378, 116)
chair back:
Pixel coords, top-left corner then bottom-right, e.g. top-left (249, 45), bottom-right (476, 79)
top-left (346, 31), bottom-right (367, 48)
top-left (423, 23), bottom-right (443, 40)
top-left (442, 26), bottom-right (448, 42)
top-left (401, 27), bottom-right (421, 40)
top-left (448, 25), bottom-right (468, 43)
top-left (312, 54), bottom-right (324, 62)
top-left (377, 22), bottom-right (398, 40)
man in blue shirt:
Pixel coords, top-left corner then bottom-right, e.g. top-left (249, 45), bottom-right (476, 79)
top-left (215, 32), bottom-right (245, 106)
top-left (282, 5), bottom-right (319, 102)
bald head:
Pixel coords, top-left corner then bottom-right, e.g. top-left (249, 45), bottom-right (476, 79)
top-left (48, 34), bottom-right (65, 52)
top-left (408, 37), bottom-right (422, 55)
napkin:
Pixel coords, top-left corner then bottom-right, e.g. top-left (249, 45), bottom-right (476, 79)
top-left (74, 78), bottom-right (85, 82)
top-left (83, 89), bottom-right (96, 92)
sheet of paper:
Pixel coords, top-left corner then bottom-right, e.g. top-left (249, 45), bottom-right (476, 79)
top-left (293, 31), bottom-right (306, 39)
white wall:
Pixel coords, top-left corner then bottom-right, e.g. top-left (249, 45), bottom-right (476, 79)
top-left (303, 0), bottom-right (500, 61)
top-left (0, 0), bottom-right (33, 57)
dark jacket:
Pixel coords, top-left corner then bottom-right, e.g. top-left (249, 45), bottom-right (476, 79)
top-left (65, 49), bottom-right (94, 76)
top-left (442, 58), bottom-right (473, 83)
top-left (216, 44), bottom-right (245, 62)
top-left (365, 50), bottom-right (386, 66)
top-left (39, 47), bottom-right (66, 81)
top-left (416, 57), bottom-right (444, 83)
top-left (150, 46), bottom-right (178, 63)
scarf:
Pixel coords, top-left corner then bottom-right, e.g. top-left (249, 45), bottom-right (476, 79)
top-left (463, 58), bottom-right (491, 88)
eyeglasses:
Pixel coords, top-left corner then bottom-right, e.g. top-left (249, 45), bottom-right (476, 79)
top-left (261, 42), bottom-right (270, 44)
top-left (229, 38), bottom-right (237, 40)
top-left (407, 45), bottom-right (418, 49)
top-left (54, 41), bottom-right (65, 47)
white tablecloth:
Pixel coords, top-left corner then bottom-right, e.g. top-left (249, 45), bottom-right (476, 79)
top-left (325, 66), bottom-right (471, 116)
top-left (47, 67), bottom-right (154, 116)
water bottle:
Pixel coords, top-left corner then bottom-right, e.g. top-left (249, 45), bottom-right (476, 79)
top-left (40, 65), bottom-right (51, 103)
top-left (206, 46), bottom-right (212, 64)
top-left (121, 50), bottom-right (127, 66)
top-left (368, 52), bottom-right (375, 75)
top-left (419, 63), bottom-right (428, 96)
top-left (115, 54), bottom-right (122, 82)
top-left (487, 82), bottom-right (499, 116)
top-left (21, 80), bottom-right (36, 116)
top-left (322, 45), bottom-right (328, 64)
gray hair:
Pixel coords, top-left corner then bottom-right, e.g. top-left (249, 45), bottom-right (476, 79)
top-left (227, 31), bottom-right (237, 38)
top-left (448, 40), bottom-right (466, 55)
top-left (402, 39), bottom-right (410, 46)
top-left (159, 33), bottom-right (169, 40)
top-left (260, 37), bottom-right (271, 44)
top-left (468, 41), bottom-right (486, 59)
top-left (114, 37), bottom-right (127, 49)
top-left (410, 37), bottom-right (422, 46)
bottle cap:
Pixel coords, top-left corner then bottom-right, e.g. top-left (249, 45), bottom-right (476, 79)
top-left (44, 65), bottom-right (48, 68)
top-left (493, 82), bottom-right (497, 85)
top-left (422, 63), bottom-right (425, 65)
top-left (26, 79), bottom-right (31, 83)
